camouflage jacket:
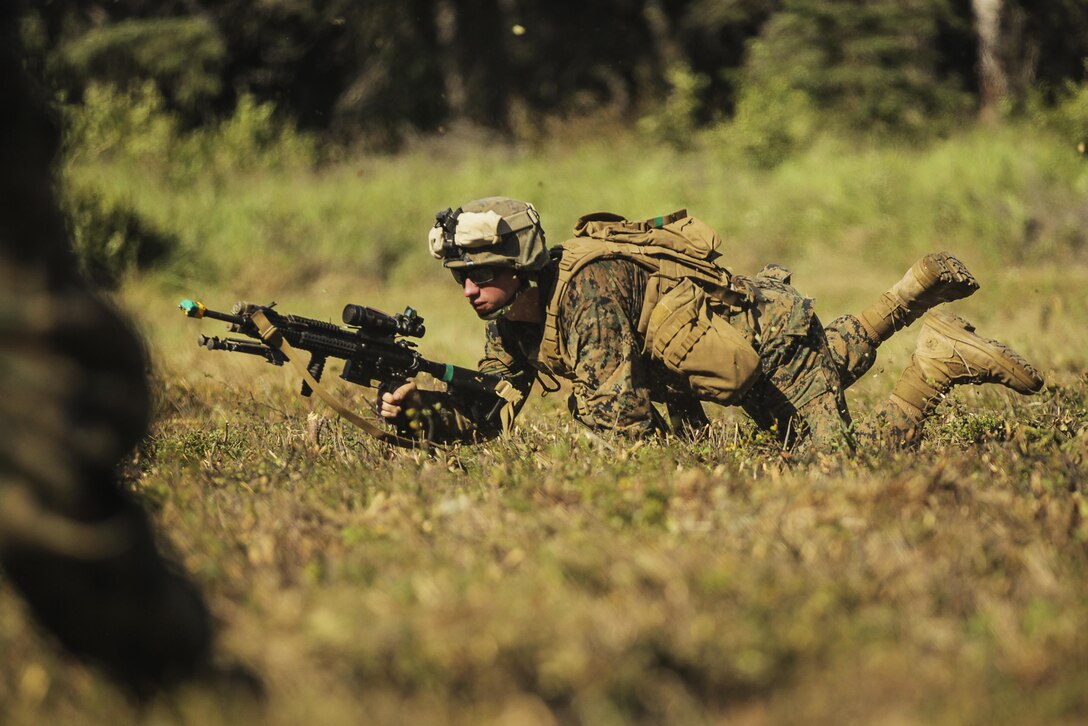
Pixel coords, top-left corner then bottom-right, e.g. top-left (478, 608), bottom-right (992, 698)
top-left (415, 257), bottom-right (697, 442)
top-left (413, 257), bottom-right (824, 443)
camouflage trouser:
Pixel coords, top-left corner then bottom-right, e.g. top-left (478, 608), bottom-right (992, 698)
top-left (0, 17), bottom-right (210, 693)
top-left (731, 271), bottom-right (919, 453)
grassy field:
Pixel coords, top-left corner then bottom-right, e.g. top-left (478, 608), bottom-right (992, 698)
top-left (1, 124), bottom-right (1087, 724)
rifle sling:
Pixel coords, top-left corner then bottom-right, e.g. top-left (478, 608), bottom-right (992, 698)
top-left (251, 310), bottom-right (426, 449)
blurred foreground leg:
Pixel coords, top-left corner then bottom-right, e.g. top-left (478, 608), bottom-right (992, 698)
top-left (0, 6), bottom-right (212, 695)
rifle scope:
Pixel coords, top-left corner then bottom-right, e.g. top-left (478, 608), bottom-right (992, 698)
top-left (342, 304), bottom-right (425, 338)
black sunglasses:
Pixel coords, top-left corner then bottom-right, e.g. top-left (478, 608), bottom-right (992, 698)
top-left (450, 266), bottom-right (502, 285)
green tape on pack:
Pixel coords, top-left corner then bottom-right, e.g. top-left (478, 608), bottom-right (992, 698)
top-left (443, 363), bottom-right (454, 383)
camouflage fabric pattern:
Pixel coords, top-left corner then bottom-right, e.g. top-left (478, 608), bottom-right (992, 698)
top-left (820, 312), bottom-right (925, 451)
top-left (538, 261), bottom-right (925, 451)
top-left (415, 259), bottom-right (678, 440)
top-left (793, 387), bottom-right (924, 453)
top-left (549, 259), bottom-right (668, 434)
top-left (727, 270), bottom-right (834, 438)
top-left (726, 270), bottom-right (921, 452)
top-left (422, 253), bottom-right (922, 451)
top-left (484, 258), bottom-right (674, 437)
top-left (0, 11), bottom-right (211, 693)
top-left (823, 312), bottom-right (879, 389)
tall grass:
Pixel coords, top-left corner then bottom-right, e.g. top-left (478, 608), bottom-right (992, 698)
top-left (63, 87), bottom-right (1088, 303)
top-left (4, 98), bottom-right (1086, 724)
top-left (70, 109), bottom-right (1088, 382)
top-left (2, 376), bottom-right (1085, 724)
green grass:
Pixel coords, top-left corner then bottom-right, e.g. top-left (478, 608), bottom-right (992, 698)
top-left (2, 122), bottom-right (1087, 724)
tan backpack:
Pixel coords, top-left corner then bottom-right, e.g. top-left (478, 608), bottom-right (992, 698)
top-left (539, 211), bottom-right (761, 407)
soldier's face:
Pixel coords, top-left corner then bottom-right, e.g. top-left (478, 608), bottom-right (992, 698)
top-left (462, 268), bottom-right (519, 317)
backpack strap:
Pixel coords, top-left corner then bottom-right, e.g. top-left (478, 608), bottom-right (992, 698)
top-left (538, 238), bottom-right (654, 373)
top-left (537, 212), bottom-right (736, 374)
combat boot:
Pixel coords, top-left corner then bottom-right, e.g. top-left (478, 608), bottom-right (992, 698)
top-left (860, 252), bottom-right (980, 344)
top-left (890, 310), bottom-right (1044, 418)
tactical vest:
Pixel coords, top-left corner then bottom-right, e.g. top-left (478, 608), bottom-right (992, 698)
top-left (538, 211), bottom-right (762, 407)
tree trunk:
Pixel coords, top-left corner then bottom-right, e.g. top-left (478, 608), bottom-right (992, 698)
top-left (439, 0), bottom-right (510, 130)
top-left (434, 0), bottom-right (465, 119)
top-left (972, 0), bottom-right (1007, 119)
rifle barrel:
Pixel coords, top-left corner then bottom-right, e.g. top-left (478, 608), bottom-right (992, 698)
top-left (179, 298), bottom-right (247, 326)
top-left (201, 308), bottom-right (247, 326)
top-left (416, 358), bottom-right (504, 395)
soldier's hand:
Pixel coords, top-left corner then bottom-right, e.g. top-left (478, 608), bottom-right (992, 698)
top-left (380, 382), bottom-right (423, 420)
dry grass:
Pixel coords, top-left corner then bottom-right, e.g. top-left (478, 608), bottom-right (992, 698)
top-left (3, 284), bottom-right (1085, 725)
top-left (2, 127), bottom-right (1087, 724)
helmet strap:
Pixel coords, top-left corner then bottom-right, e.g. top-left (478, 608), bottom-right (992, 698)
top-left (477, 273), bottom-right (536, 321)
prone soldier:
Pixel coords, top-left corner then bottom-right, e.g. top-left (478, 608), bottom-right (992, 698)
top-left (380, 197), bottom-right (1043, 453)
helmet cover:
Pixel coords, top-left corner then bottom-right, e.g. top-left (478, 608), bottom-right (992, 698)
top-left (428, 196), bottom-right (549, 272)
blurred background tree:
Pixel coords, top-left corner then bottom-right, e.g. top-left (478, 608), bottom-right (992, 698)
top-left (16, 0), bottom-right (1088, 147)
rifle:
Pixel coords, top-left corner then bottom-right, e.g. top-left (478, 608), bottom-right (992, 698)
top-left (178, 299), bottom-right (518, 446)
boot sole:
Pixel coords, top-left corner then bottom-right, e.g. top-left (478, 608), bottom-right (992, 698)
top-left (923, 310), bottom-right (1044, 394)
top-left (913, 252), bottom-right (980, 303)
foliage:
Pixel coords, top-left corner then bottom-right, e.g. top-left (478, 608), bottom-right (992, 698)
top-left (714, 76), bottom-right (819, 168)
top-left (18, 1), bottom-right (1088, 145)
top-left (64, 81), bottom-right (316, 173)
top-left (999, 0), bottom-right (1088, 102)
top-left (58, 81), bottom-right (317, 282)
top-left (1032, 69), bottom-right (1088, 146)
top-left (731, 0), bottom-right (972, 151)
top-left (62, 81), bottom-right (181, 163)
top-left (8, 103), bottom-right (1088, 721)
top-left (61, 178), bottom-right (178, 288)
top-left (638, 64), bottom-right (710, 149)
top-left (52, 17), bottom-right (226, 118)
top-left (209, 0), bottom-right (448, 146)
top-left (186, 94), bottom-right (318, 176)
top-left (2, 366), bottom-right (1085, 723)
top-left (54, 119), bottom-right (1088, 299)
top-left (7, 4), bottom-right (1088, 719)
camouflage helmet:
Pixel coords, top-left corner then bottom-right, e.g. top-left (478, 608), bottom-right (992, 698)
top-left (428, 197), bottom-right (549, 273)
